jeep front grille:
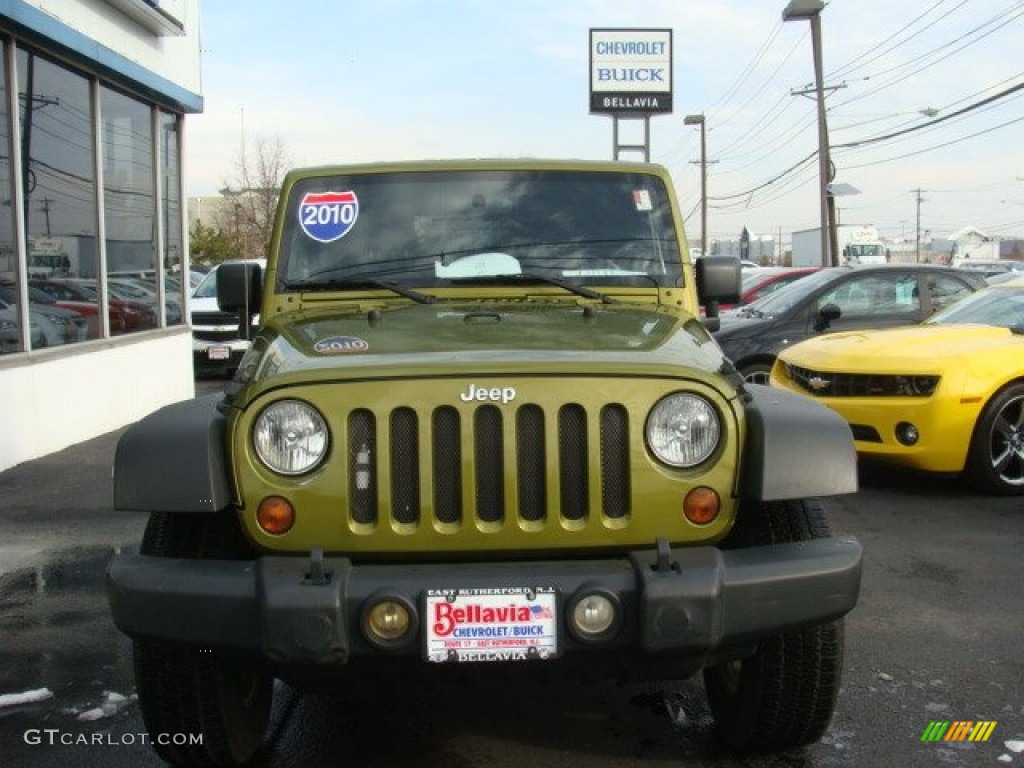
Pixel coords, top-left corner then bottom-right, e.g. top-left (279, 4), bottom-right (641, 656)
top-left (346, 403), bottom-right (631, 528)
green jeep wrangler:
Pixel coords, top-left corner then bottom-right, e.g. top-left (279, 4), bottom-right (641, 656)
top-left (107, 159), bottom-right (861, 766)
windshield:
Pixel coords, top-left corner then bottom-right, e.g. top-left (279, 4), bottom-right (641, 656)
top-left (193, 270), bottom-right (218, 299)
top-left (847, 244), bottom-right (883, 258)
top-left (927, 284), bottom-right (1024, 328)
top-left (278, 169), bottom-right (682, 290)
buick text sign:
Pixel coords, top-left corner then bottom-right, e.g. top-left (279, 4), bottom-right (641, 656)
top-left (590, 28), bottom-right (673, 114)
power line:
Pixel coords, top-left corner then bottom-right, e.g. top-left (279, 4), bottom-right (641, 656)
top-left (834, 79), bottom-right (1024, 149)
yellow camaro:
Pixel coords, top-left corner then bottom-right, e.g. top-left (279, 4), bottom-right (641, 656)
top-left (770, 277), bottom-right (1024, 495)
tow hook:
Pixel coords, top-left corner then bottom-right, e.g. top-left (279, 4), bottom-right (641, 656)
top-left (304, 547), bottom-right (331, 585)
top-left (654, 537), bottom-right (681, 573)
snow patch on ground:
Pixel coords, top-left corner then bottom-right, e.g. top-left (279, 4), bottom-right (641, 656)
top-left (75, 691), bottom-right (137, 722)
top-left (0, 688), bottom-right (54, 708)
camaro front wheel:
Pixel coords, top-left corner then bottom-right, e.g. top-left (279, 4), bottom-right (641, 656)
top-left (965, 381), bottom-right (1024, 496)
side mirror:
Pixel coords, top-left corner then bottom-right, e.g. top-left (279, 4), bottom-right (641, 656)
top-left (696, 256), bottom-right (742, 332)
top-left (217, 262), bottom-right (263, 340)
top-left (814, 302), bottom-right (841, 332)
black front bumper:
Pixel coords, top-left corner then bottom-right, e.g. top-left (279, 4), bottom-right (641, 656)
top-left (106, 537), bottom-right (861, 667)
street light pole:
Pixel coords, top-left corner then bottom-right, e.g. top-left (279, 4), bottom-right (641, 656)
top-left (782, 0), bottom-right (833, 267)
top-left (684, 114), bottom-right (707, 257)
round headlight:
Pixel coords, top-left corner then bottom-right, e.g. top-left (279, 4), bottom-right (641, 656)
top-left (646, 393), bottom-right (720, 467)
top-left (253, 399), bottom-right (329, 475)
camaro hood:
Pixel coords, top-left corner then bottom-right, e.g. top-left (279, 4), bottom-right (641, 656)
top-left (780, 323), bottom-right (1020, 371)
top-left (236, 300), bottom-right (731, 390)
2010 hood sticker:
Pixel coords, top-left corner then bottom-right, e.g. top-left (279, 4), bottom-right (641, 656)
top-left (313, 336), bottom-right (369, 355)
top-left (299, 190), bottom-right (359, 242)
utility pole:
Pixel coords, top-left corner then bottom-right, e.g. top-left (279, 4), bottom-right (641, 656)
top-left (38, 197), bottom-right (54, 236)
top-left (684, 114), bottom-right (719, 257)
top-left (683, 115), bottom-right (706, 255)
top-left (913, 189), bottom-right (926, 262)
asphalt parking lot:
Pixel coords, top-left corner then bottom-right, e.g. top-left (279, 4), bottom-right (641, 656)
top-left (0, 380), bottom-right (1021, 767)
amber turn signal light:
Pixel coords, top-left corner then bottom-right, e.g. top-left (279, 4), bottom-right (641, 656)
top-left (683, 486), bottom-right (720, 525)
top-left (257, 495), bottom-right (295, 535)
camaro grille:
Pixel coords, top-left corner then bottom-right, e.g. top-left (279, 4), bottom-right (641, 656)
top-left (787, 365), bottom-right (940, 398)
top-left (346, 402), bottom-right (632, 528)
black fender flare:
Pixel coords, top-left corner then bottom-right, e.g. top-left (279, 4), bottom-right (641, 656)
top-left (739, 384), bottom-right (858, 501)
top-left (113, 394), bottom-right (232, 513)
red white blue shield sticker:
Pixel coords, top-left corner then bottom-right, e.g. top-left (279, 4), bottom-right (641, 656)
top-left (299, 190), bottom-right (359, 242)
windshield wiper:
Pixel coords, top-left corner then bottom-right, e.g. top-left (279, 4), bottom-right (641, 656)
top-left (284, 277), bottom-right (437, 304)
top-left (448, 273), bottom-right (615, 304)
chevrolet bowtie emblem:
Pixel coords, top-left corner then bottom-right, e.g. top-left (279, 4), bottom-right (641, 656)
top-left (808, 376), bottom-right (831, 391)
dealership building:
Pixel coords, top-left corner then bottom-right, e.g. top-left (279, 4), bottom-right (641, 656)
top-left (0, 0), bottom-right (201, 471)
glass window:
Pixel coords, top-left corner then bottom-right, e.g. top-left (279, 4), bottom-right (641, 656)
top-left (160, 110), bottom-right (184, 326)
top-left (17, 48), bottom-right (97, 348)
top-left (5, 46), bottom-right (186, 350)
top-left (101, 85), bottom-right (158, 332)
top-left (927, 274), bottom-right (975, 313)
top-left (0, 41), bottom-right (21, 355)
top-left (817, 273), bottom-right (920, 318)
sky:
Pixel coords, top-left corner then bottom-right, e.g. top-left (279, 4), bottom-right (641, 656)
top-left (186, 0), bottom-right (1024, 246)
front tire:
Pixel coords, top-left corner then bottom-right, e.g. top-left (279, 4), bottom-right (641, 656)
top-left (133, 512), bottom-right (273, 767)
top-left (703, 499), bottom-right (845, 754)
top-left (739, 361), bottom-right (773, 385)
top-left (965, 382), bottom-right (1024, 495)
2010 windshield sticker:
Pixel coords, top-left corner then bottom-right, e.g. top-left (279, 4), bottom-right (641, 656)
top-left (313, 336), bottom-right (369, 355)
top-left (299, 190), bottom-right (359, 242)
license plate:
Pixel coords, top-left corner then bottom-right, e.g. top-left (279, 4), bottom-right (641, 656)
top-left (425, 587), bottom-right (558, 663)
top-left (207, 347), bottom-right (231, 360)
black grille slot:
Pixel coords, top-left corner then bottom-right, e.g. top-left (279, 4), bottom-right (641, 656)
top-left (559, 404), bottom-right (589, 521)
top-left (348, 410), bottom-right (377, 524)
top-left (432, 407), bottom-right (462, 524)
top-left (850, 424), bottom-right (882, 442)
top-left (191, 311), bottom-right (240, 326)
top-left (600, 405), bottom-right (630, 518)
top-left (474, 406), bottom-right (504, 523)
top-left (390, 408), bottom-right (419, 524)
top-left (193, 329), bottom-right (243, 343)
top-left (344, 398), bottom-right (634, 532)
top-left (516, 405), bottom-right (547, 522)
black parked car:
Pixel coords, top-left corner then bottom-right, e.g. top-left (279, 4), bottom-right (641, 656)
top-left (713, 264), bottom-right (988, 383)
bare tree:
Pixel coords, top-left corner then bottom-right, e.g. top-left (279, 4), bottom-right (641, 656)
top-left (217, 136), bottom-right (291, 258)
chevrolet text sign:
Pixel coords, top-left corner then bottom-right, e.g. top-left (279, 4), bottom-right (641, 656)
top-left (590, 28), bottom-right (673, 114)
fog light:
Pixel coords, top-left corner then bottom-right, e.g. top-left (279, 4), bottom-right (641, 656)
top-left (257, 496), bottom-right (295, 535)
top-left (895, 422), bottom-right (920, 446)
top-left (683, 486), bottom-right (720, 525)
top-left (568, 589), bottom-right (620, 643)
top-left (362, 596), bottom-right (415, 648)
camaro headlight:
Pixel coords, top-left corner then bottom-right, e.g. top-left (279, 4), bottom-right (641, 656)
top-left (253, 399), bottom-right (329, 475)
top-left (894, 375), bottom-right (940, 397)
top-left (646, 393), bottom-right (720, 467)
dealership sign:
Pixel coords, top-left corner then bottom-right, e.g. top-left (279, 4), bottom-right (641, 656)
top-left (590, 28), bottom-right (673, 114)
